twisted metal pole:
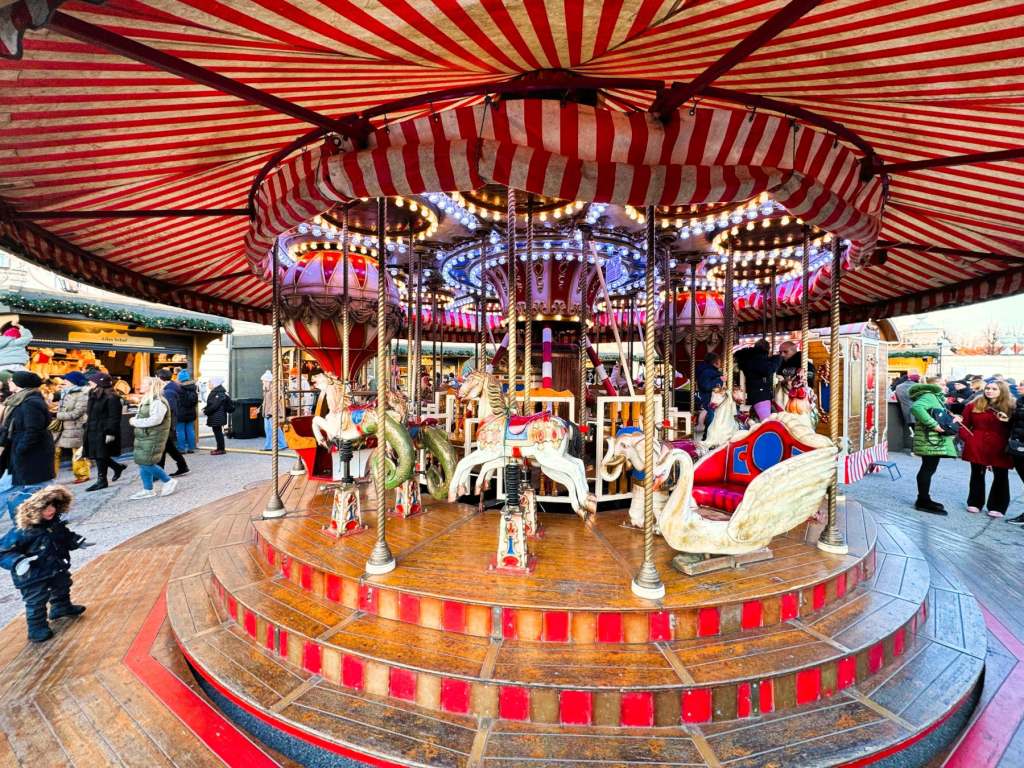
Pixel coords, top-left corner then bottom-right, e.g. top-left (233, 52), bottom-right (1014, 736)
top-left (413, 237), bottom-right (424, 420)
top-left (661, 242), bottom-right (672, 422)
top-left (506, 187), bottom-right (517, 404)
top-left (723, 250), bottom-right (735, 389)
top-left (406, 227), bottom-right (415, 400)
top-left (341, 210), bottom-right (350, 386)
top-left (632, 205), bottom-right (666, 600)
top-left (688, 259), bottom-right (698, 436)
top-left (818, 236), bottom-right (848, 555)
top-left (523, 198), bottom-right (534, 412)
top-left (801, 226), bottom-right (810, 380)
top-left (263, 240), bottom-right (286, 518)
top-left (578, 225), bottom-right (590, 419)
top-left (769, 264), bottom-right (778, 350)
top-left (367, 197), bottom-right (396, 574)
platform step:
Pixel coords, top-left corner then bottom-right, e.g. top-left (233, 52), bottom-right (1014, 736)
top-left (251, 493), bottom-right (877, 644)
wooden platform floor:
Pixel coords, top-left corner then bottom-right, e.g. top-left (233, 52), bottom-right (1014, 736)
top-left (0, 476), bottom-right (990, 768)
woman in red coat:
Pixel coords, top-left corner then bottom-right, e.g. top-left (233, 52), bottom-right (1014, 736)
top-left (961, 380), bottom-right (1015, 518)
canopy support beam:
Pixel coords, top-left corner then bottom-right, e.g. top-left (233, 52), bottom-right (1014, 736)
top-left (885, 147), bottom-right (1024, 174)
top-left (650, 0), bottom-right (823, 119)
top-left (12, 209), bottom-right (251, 219)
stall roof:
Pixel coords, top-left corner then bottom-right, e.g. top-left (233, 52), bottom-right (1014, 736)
top-left (0, 2), bottom-right (1020, 325)
top-left (0, 289), bottom-right (233, 335)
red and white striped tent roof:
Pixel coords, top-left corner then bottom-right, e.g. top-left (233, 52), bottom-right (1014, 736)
top-left (0, 0), bottom-right (1021, 326)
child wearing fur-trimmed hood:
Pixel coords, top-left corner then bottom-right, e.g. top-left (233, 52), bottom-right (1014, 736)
top-left (0, 485), bottom-right (88, 643)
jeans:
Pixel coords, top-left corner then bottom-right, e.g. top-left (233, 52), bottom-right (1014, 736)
top-left (262, 417), bottom-right (287, 450)
top-left (139, 463), bottom-right (171, 491)
top-left (3, 482), bottom-right (48, 521)
top-left (176, 421), bottom-right (196, 452)
top-left (916, 455), bottom-right (941, 501)
top-left (967, 463), bottom-right (1010, 513)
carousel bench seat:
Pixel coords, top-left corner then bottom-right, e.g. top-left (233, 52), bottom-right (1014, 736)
top-left (691, 417), bottom-right (825, 514)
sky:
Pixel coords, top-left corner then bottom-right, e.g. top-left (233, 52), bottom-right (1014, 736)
top-left (891, 293), bottom-right (1024, 342)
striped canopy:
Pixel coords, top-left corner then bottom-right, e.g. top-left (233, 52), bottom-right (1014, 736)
top-left (0, 0), bottom-right (1021, 326)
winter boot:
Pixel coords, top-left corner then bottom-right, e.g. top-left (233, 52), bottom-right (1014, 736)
top-left (49, 600), bottom-right (86, 620)
top-left (914, 498), bottom-right (947, 515)
top-left (26, 603), bottom-right (53, 643)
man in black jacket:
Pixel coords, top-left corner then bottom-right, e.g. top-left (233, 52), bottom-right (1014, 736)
top-left (0, 371), bottom-right (56, 520)
top-left (155, 369), bottom-right (189, 476)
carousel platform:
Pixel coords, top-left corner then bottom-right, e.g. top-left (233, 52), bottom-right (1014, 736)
top-left (163, 474), bottom-right (984, 767)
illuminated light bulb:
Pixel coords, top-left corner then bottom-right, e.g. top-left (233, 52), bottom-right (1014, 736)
top-left (395, 198), bottom-right (404, 208)
top-left (746, 221), bottom-right (755, 231)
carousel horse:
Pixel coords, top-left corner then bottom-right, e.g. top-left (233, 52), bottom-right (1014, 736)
top-left (773, 369), bottom-right (820, 429)
top-left (449, 369), bottom-right (596, 518)
top-left (658, 413), bottom-right (837, 558)
top-left (310, 373), bottom-right (415, 490)
top-left (599, 428), bottom-right (690, 530)
top-left (701, 386), bottom-right (747, 451)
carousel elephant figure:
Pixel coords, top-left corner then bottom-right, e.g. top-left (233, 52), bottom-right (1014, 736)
top-left (600, 428), bottom-right (690, 530)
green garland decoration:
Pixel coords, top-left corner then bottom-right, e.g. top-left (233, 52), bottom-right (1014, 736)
top-left (0, 290), bottom-right (233, 334)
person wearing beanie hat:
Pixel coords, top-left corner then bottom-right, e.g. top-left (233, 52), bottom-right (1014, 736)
top-left (260, 370), bottom-right (286, 451)
top-left (154, 369), bottom-right (188, 477)
top-left (54, 372), bottom-right (91, 483)
top-left (0, 368), bottom-right (55, 520)
top-left (82, 372), bottom-right (126, 491)
top-left (203, 376), bottom-right (233, 455)
top-left (175, 370), bottom-right (199, 453)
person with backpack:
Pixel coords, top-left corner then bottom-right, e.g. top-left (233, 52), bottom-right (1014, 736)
top-left (0, 371), bottom-right (56, 520)
top-left (53, 371), bottom-right (91, 484)
top-left (203, 376), bottom-right (234, 455)
top-left (175, 370), bottom-right (199, 453)
top-left (909, 376), bottom-right (958, 515)
top-left (82, 373), bottom-right (127, 492)
top-left (154, 368), bottom-right (188, 477)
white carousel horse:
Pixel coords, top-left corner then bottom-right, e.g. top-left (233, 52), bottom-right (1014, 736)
top-left (701, 386), bottom-right (747, 451)
top-left (599, 428), bottom-right (690, 530)
top-left (658, 413), bottom-right (837, 557)
top-left (448, 369), bottom-right (596, 518)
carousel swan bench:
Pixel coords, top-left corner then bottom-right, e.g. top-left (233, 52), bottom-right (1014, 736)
top-left (660, 413), bottom-right (838, 574)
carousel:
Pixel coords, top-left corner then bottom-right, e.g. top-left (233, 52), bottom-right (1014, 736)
top-left (1, 4), bottom-right (1013, 766)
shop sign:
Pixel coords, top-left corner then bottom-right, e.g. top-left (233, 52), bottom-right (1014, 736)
top-left (68, 330), bottom-right (155, 347)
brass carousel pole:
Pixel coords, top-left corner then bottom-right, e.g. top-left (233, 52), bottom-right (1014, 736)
top-left (723, 251), bottom-right (735, 390)
top-left (406, 230), bottom-right (415, 400)
top-left (478, 236), bottom-right (486, 371)
top-left (523, 197), bottom-right (534, 413)
top-left (263, 240), bottom-right (286, 518)
top-left (412, 236), bottom-right (424, 419)
top-left (632, 205), bottom-right (666, 600)
top-left (769, 264), bottom-right (778, 350)
top-left (578, 225), bottom-right (589, 420)
top-left (688, 258), bottom-right (698, 436)
top-left (431, 271), bottom-right (438, 398)
top-left (801, 226), bottom-right (810, 380)
top-left (342, 210), bottom-right (351, 388)
top-left (818, 236), bottom-right (849, 555)
top-left (661, 241), bottom-right (672, 424)
top-left (506, 187), bottom-right (517, 404)
top-left (367, 197), bottom-right (396, 574)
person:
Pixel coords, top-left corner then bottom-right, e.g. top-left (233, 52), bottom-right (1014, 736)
top-left (176, 370), bottom-right (199, 453)
top-left (0, 321), bottom-right (32, 371)
top-left (777, 340), bottom-right (815, 386)
top-left (129, 376), bottom-right (178, 500)
top-left (0, 485), bottom-right (87, 643)
top-left (695, 353), bottom-right (724, 434)
top-left (734, 339), bottom-right (779, 421)
top-left (82, 372), bottom-right (127, 492)
top-left (0, 370), bottom-right (56, 520)
top-left (154, 369), bottom-right (189, 477)
top-left (1007, 391), bottom-right (1024, 525)
top-left (960, 380), bottom-right (1014, 518)
top-left (204, 376), bottom-right (233, 455)
top-left (894, 373), bottom-right (920, 447)
top-left (909, 376), bottom-right (958, 515)
top-left (945, 378), bottom-right (972, 415)
top-left (259, 370), bottom-right (286, 451)
top-left (890, 372), bottom-right (908, 392)
top-left (53, 371), bottom-right (91, 484)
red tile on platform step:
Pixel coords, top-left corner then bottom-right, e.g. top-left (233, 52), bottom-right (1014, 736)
top-left (620, 691), bottom-right (654, 727)
top-left (499, 686), bottom-right (530, 721)
top-left (227, 597), bottom-right (238, 620)
top-left (440, 678), bottom-right (470, 714)
top-left (682, 689), bottom-right (712, 723)
top-left (442, 601), bottom-right (466, 633)
top-left (358, 584), bottom-right (378, 614)
top-left (265, 624), bottom-right (275, 651)
top-left (399, 593), bottom-right (421, 624)
top-left (893, 627), bottom-right (906, 656)
top-left (796, 668), bottom-right (821, 705)
top-left (759, 679), bottom-right (775, 713)
top-left (389, 668), bottom-right (416, 701)
top-left (848, 566), bottom-right (859, 588)
top-left (697, 607), bottom-right (720, 637)
top-left (597, 613), bottom-right (623, 643)
top-left (559, 690), bottom-right (592, 725)
top-left (265, 545), bottom-right (276, 567)
top-left (278, 630), bottom-right (288, 658)
top-left (812, 583), bottom-right (826, 610)
top-left (836, 572), bottom-right (848, 598)
top-left (741, 601), bottom-right (763, 630)
top-left (649, 611), bottom-right (672, 641)
top-left (303, 642), bottom-right (321, 674)
top-left (243, 610), bottom-right (256, 638)
top-left (342, 656), bottom-right (364, 690)
top-left (326, 574), bottom-right (342, 602)
top-left (544, 611), bottom-right (570, 642)
top-left (869, 642), bottom-right (885, 673)
top-left (281, 555), bottom-right (291, 580)
top-left (780, 592), bottom-right (799, 620)
top-left (737, 682), bottom-right (752, 718)
top-left (300, 564), bottom-right (313, 591)
top-left (502, 608), bottom-right (518, 639)
top-left (837, 656), bottom-right (856, 689)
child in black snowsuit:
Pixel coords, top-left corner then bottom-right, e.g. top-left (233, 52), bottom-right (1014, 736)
top-left (0, 485), bottom-right (87, 642)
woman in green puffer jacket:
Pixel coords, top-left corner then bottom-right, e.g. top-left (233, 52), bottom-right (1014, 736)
top-left (909, 378), bottom-right (958, 515)
top-left (128, 377), bottom-right (178, 501)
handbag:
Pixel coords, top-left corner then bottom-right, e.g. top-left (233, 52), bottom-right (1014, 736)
top-left (48, 418), bottom-right (62, 436)
top-left (1008, 437), bottom-right (1024, 457)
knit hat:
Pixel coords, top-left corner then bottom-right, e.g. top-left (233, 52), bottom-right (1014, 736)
top-left (89, 372), bottom-right (113, 388)
top-left (907, 373), bottom-right (920, 382)
top-left (10, 370), bottom-right (42, 389)
top-left (210, 376), bottom-right (224, 388)
top-left (155, 368), bottom-right (171, 381)
top-left (260, 370), bottom-right (274, 382)
top-left (63, 371), bottom-right (87, 386)
top-left (178, 370), bottom-right (191, 382)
